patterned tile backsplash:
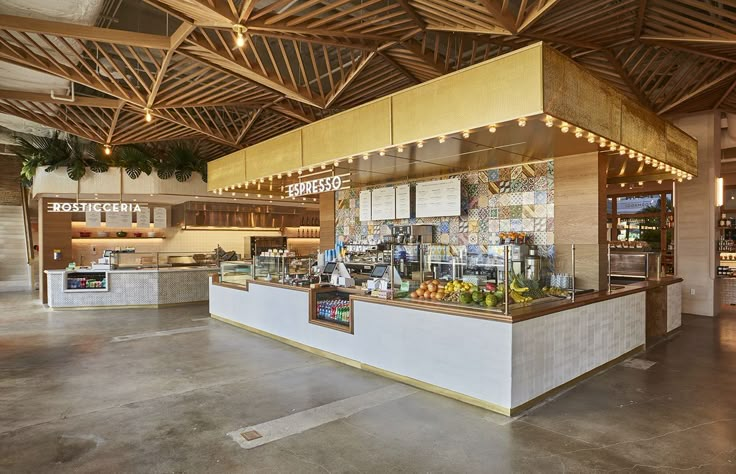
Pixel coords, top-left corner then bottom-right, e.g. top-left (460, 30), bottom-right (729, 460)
top-left (335, 161), bottom-right (554, 251)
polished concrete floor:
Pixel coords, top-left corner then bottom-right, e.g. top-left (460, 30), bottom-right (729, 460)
top-left (1, 292), bottom-right (735, 473)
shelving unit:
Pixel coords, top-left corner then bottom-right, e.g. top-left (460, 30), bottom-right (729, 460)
top-left (64, 271), bottom-right (109, 292)
top-left (309, 287), bottom-right (354, 333)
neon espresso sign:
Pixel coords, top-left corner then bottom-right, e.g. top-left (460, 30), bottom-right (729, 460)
top-left (287, 176), bottom-right (342, 198)
top-left (47, 202), bottom-right (142, 213)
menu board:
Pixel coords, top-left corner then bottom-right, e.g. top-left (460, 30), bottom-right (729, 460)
top-left (371, 187), bottom-right (395, 221)
top-left (415, 178), bottom-right (461, 218)
top-left (395, 185), bottom-right (411, 219)
top-left (153, 207), bottom-right (167, 229)
top-left (359, 191), bottom-right (372, 222)
top-left (85, 211), bottom-right (101, 228)
top-left (106, 211), bottom-right (132, 228)
top-left (137, 207), bottom-right (150, 229)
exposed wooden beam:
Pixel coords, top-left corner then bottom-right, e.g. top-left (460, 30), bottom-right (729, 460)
top-left (0, 89), bottom-right (121, 108)
top-left (236, 107), bottom-right (263, 143)
top-left (659, 67), bottom-right (736, 114)
top-left (715, 79), bottom-right (736, 110)
top-left (147, 23), bottom-right (197, 107)
top-left (378, 52), bottom-right (421, 85)
top-left (604, 51), bottom-right (653, 110)
top-left (325, 52), bottom-right (376, 108)
top-left (396, 0), bottom-right (427, 30)
top-left (518, 0), bottom-right (562, 32)
top-left (477, 0), bottom-right (517, 34)
top-left (0, 14), bottom-right (171, 49)
top-left (401, 39), bottom-right (446, 75)
top-left (635, 0), bottom-right (648, 40)
top-left (640, 35), bottom-right (736, 45)
top-left (238, 0), bottom-right (257, 23)
top-left (106, 102), bottom-right (125, 144)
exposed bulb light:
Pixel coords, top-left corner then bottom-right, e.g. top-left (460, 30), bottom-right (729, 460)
top-left (438, 136), bottom-right (446, 144)
top-left (677, 178), bottom-right (683, 183)
top-left (277, 174), bottom-right (282, 179)
top-left (334, 160), bottom-right (340, 166)
top-left (651, 159), bottom-right (658, 167)
top-left (462, 130), bottom-right (470, 139)
top-left (308, 167), bottom-right (314, 172)
top-left (297, 169), bottom-right (303, 175)
top-left (488, 125), bottom-right (497, 133)
top-left (268, 176), bottom-right (273, 181)
top-left (518, 117), bottom-right (527, 127)
top-left (587, 132), bottom-right (596, 143)
top-left (362, 153), bottom-right (369, 160)
top-left (379, 150), bottom-right (386, 156)
top-left (259, 178), bottom-right (265, 183)
top-left (347, 157), bottom-right (354, 164)
top-left (665, 164), bottom-right (671, 171)
top-left (560, 122), bottom-right (570, 133)
top-left (670, 168), bottom-right (677, 175)
top-left (657, 180), bottom-right (662, 184)
top-left (144, 108), bottom-right (152, 122)
top-left (658, 163), bottom-right (665, 170)
top-left (687, 174), bottom-right (693, 180)
top-left (637, 154), bottom-right (644, 162)
top-left (103, 144), bottom-right (111, 155)
top-left (544, 116), bottom-right (554, 128)
top-left (620, 147), bottom-right (628, 156)
top-left (644, 157), bottom-right (651, 164)
top-left (620, 183), bottom-right (626, 188)
top-left (416, 140), bottom-right (424, 148)
top-left (321, 164), bottom-right (326, 169)
top-left (609, 143), bottom-right (618, 152)
top-left (257, 194), bottom-right (261, 198)
top-left (574, 128), bottom-right (583, 138)
top-left (638, 181), bottom-right (643, 186)
top-left (238, 183), bottom-right (243, 188)
top-left (231, 192), bottom-right (235, 196)
top-left (599, 137), bottom-right (607, 148)
top-left (397, 145), bottom-right (404, 153)
top-left (287, 171), bottom-right (292, 177)
top-left (233, 24), bottom-right (247, 48)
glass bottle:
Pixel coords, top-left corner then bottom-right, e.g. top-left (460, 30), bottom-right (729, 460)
top-left (720, 214), bottom-right (726, 227)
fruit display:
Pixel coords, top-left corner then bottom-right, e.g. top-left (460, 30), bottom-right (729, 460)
top-left (542, 286), bottom-right (568, 297)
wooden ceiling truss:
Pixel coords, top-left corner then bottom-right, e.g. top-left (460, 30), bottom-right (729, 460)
top-left (0, 0), bottom-right (734, 160)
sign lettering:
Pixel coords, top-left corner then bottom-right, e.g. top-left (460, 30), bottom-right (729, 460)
top-left (287, 176), bottom-right (342, 198)
top-left (47, 202), bottom-right (143, 213)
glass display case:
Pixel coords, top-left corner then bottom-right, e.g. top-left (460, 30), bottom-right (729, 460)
top-left (310, 288), bottom-right (353, 333)
top-left (253, 255), bottom-right (317, 283)
top-left (110, 251), bottom-right (218, 269)
top-left (220, 261), bottom-right (253, 287)
top-left (64, 271), bottom-right (108, 292)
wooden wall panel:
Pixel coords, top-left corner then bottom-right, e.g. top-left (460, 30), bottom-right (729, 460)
top-left (38, 197), bottom-right (72, 304)
top-left (319, 191), bottom-right (335, 252)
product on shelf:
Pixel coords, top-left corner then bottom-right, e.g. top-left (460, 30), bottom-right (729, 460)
top-left (317, 298), bottom-right (350, 325)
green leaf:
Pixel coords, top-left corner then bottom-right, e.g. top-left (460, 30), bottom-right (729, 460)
top-left (175, 169), bottom-right (192, 182)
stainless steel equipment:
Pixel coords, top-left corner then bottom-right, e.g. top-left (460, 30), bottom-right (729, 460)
top-left (391, 225), bottom-right (433, 244)
top-left (609, 249), bottom-right (662, 281)
top-left (524, 247), bottom-right (541, 281)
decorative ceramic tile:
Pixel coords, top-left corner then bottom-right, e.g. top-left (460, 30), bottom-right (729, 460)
top-left (468, 233), bottom-right (479, 244)
top-left (440, 233), bottom-right (450, 244)
top-left (533, 232), bottom-right (547, 245)
top-left (439, 221), bottom-right (450, 233)
top-left (500, 219), bottom-right (511, 231)
top-left (522, 218), bottom-right (534, 231)
top-left (488, 195), bottom-right (498, 207)
top-left (521, 179), bottom-right (536, 192)
top-left (535, 176), bottom-right (547, 190)
top-left (450, 220), bottom-right (459, 233)
top-left (534, 204), bottom-right (547, 218)
top-left (488, 181), bottom-right (500, 194)
top-left (534, 162), bottom-right (548, 176)
top-left (499, 180), bottom-right (511, 193)
top-left (478, 195), bottom-right (489, 208)
top-left (534, 218), bottom-right (547, 232)
top-left (511, 179), bottom-right (524, 192)
top-left (547, 188), bottom-right (555, 203)
top-left (522, 205), bottom-right (535, 218)
top-left (469, 219), bottom-right (479, 232)
top-left (499, 167), bottom-right (512, 180)
top-left (535, 191), bottom-right (547, 204)
top-left (489, 208), bottom-right (499, 219)
top-left (450, 233), bottom-right (460, 245)
top-left (499, 193), bottom-right (511, 207)
top-left (547, 203), bottom-right (555, 217)
top-left (499, 207), bottom-right (511, 219)
top-left (511, 166), bottom-right (523, 180)
top-left (478, 172), bottom-right (489, 183)
top-left (522, 192), bottom-right (535, 205)
top-left (458, 219), bottom-right (469, 233)
top-left (547, 217), bottom-right (555, 230)
top-left (487, 169), bottom-right (499, 181)
top-left (479, 207), bottom-right (490, 220)
top-left (510, 205), bottom-right (522, 219)
top-left (488, 220), bottom-right (499, 232)
top-left (522, 163), bottom-right (535, 178)
top-left (510, 218), bottom-right (522, 231)
top-left (467, 244), bottom-right (480, 254)
top-left (350, 198), bottom-right (356, 208)
top-left (468, 196), bottom-right (479, 209)
top-left (547, 231), bottom-right (554, 244)
top-left (481, 219), bottom-right (490, 232)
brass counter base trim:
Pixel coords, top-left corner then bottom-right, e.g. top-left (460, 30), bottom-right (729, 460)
top-left (49, 300), bottom-right (208, 310)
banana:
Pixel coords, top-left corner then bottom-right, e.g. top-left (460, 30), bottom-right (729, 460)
top-left (510, 277), bottom-right (529, 294)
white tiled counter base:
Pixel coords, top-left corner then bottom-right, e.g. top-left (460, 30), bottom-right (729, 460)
top-left (211, 280), bottom-right (648, 415)
top-left (667, 282), bottom-right (682, 332)
top-left (47, 268), bottom-right (212, 308)
top-left (510, 293), bottom-right (645, 408)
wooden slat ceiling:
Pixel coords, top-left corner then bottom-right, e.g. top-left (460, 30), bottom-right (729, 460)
top-left (0, 0), bottom-right (734, 160)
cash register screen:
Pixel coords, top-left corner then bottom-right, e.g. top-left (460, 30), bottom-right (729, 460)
top-left (370, 264), bottom-right (388, 279)
top-left (322, 262), bottom-right (336, 275)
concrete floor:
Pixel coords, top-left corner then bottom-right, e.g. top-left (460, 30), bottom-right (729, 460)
top-left (1, 293), bottom-right (735, 473)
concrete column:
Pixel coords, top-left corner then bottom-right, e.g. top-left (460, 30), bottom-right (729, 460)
top-left (673, 112), bottom-right (720, 317)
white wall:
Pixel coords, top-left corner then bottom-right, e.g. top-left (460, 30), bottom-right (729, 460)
top-left (673, 112), bottom-right (720, 317)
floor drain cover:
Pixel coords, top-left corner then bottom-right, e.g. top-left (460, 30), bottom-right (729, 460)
top-left (241, 430), bottom-right (262, 441)
top-left (622, 359), bottom-right (656, 370)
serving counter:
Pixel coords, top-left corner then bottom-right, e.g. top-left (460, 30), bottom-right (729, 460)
top-left (46, 267), bottom-right (215, 309)
top-left (209, 275), bottom-right (682, 415)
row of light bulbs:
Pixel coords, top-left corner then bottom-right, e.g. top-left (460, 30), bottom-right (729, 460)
top-left (213, 114), bottom-right (694, 193)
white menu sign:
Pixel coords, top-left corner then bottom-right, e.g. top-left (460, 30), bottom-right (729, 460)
top-left (371, 187), bottom-right (395, 221)
top-left (395, 185), bottom-right (411, 219)
top-left (85, 211), bottom-right (101, 228)
top-left (359, 191), bottom-right (372, 222)
top-left (415, 178), bottom-right (461, 218)
top-left (153, 207), bottom-right (167, 228)
top-left (137, 207), bottom-right (150, 229)
top-left (106, 211), bottom-right (132, 228)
